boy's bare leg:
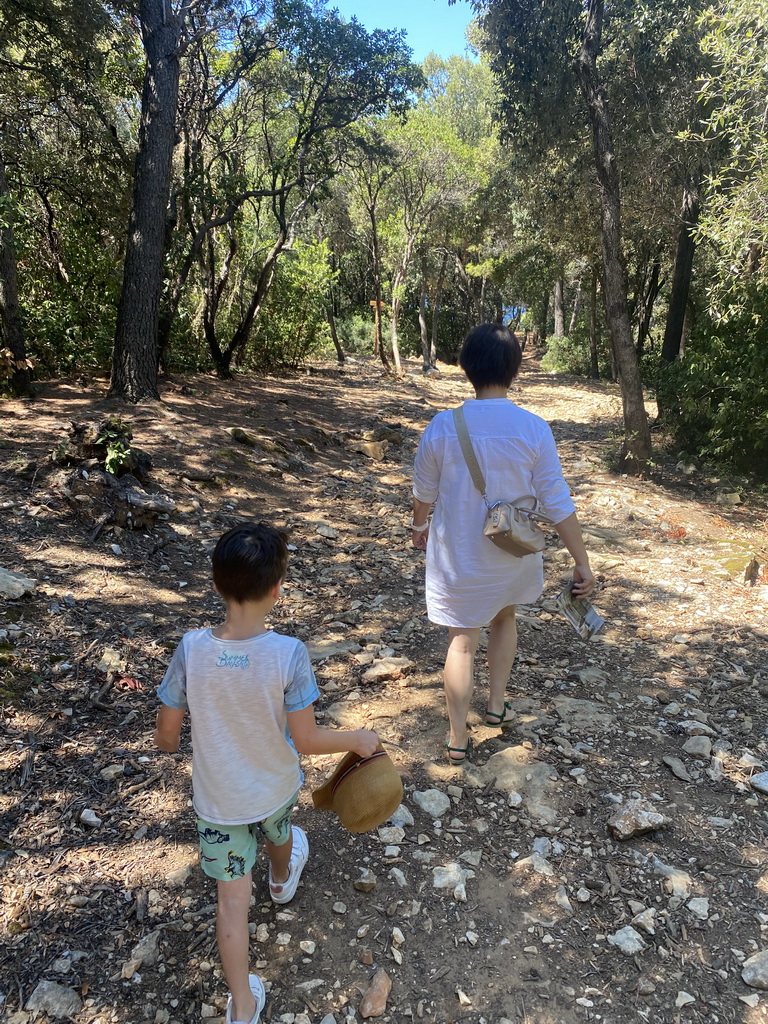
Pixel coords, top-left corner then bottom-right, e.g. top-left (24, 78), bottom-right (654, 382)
top-left (265, 830), bottom-right (292, 885)
top-left (486, 605), bottom-right (517, 718)
top-left (217, 873), bottom-right (256, 1022)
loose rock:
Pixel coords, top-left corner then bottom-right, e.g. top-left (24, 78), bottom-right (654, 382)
top-left (607, 926), bottom-right (646, 955)
top-left (742, 950), bottom-right (768, 989)
top-left (413, 789), bottom-right (451, 818)
top-left (607, 798), bottom-right (667, 840)
top-left (360, 969), bottom-right (392, 1018)
top-left (25, 982), bottom-right (82, 1017)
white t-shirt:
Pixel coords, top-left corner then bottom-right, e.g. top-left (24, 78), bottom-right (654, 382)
top-left (158, 628), bottom-right (319, 824)
top-left (413, 398), bottom-right (575, 627)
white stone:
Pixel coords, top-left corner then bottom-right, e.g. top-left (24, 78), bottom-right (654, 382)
top-left (316, 524), bottom-right (337, 539)
top-left (0, 567), bottom-right (36, 599)
top-left (742, 950), bottom-right (768, 989)
top-left (576, 888), bottom-right (591, 903)
top-left (675, 992), bottom-right (695, 1007)
top-left (131, 931), bottom-right (161, 966)
top-left (432, 863), bottom-right (474, 902)
top-left (299, 940), bottom-right (316, 954)
top-left (25, 982), bottom-right (82, 1017)
top-left (388, 867), bottom-right (407, 887)
top-left (378, 826), bottom-right (405, 844)
top-left (682, 735), bottom-right (712, 758)
top-left (606, 926), bottom-right (646, 955)
top-left (507, 791), bottom-right (523, 808)
top-left (388, 803), bottom-right (414, 827)
top-left (687, 897), bottom-right (709, 920)
top-left (79, 808), bottom-right (102, 828)
top-left (256, 923), bottom-right (269, 942)
top-left (749, 771), bottom-right (768, 795)
top-left (607, 799), bottom-right (667, 839)
top-left (413, 789), bottom-right (451, 818)
top-left (631, 908), bottom-right (656, 935)
top-left (361, 656), bottom-right (413, 682)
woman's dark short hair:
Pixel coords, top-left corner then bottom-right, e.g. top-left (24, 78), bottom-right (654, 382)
top-left (459, 324), bottom-right (522, 389)
top-left (212, 522), bottom-right (289, 603)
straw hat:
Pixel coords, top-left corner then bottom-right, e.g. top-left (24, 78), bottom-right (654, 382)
top-left (312, 747), bottom-right (403, 833)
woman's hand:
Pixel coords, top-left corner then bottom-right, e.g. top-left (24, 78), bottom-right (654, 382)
top-left (412, 525), bottom-right (429, 551)
top-left (571, 563), bottom-right (595, 598)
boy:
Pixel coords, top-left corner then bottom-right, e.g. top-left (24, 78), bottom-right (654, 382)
top-left (154, 522), bottom-right (378, 1024)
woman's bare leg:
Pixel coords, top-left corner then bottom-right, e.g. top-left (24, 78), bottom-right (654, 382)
top-left (486, 604), bottom-right (517, 719)
top-left (443, 627), bottom-right (480, 756)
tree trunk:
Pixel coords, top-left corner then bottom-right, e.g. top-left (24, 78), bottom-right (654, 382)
top-left (110, 0), bottom-right (183, 402)
top-left (535, 289), bottom-right (549, 345)
top-left (661, 177), bottom-right (700, 364)
top-left (418, 257), bottom-right (431, 371)
top-left (576, 0), bottom-right (651, 472)
top-left (569, 278), bottom-right (582, 335)
top-left (326, 299), bottom-right (344, 364)
top-left (589, 268), bottom-right (600, 378)
top-left (553, 278), bottom-right (565, 336)
top-left (431, 251), bottom-right (447, 363)
top-left (369, 209), bottom-right (390, 371)
top-left (636, 259), bottom-right (661, 360)
top-left (0, 158), bottom-right (31, 397)
top-left (389, 271), bottom-right (404, 375)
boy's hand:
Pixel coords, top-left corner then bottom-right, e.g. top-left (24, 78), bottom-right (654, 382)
top-left (352, 729), bottom-right (380, 758)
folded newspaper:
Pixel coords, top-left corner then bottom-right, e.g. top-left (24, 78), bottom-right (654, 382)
top-left (555, 584), bottom-right (605, 640)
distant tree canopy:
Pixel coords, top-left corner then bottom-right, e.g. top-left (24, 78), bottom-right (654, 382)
top-left (1, 0), bottom-right (767, 473)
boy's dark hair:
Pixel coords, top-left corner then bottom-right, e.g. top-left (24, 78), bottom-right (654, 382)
top-left (459, 323), bottom-right (522, 390)
top-left (212, 522), bottom-right (289, 603)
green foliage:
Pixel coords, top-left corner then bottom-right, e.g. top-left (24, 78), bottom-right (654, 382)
top-left (336, 313), bottom-right (376, 356)
top-left (95, 417), bottom-right (134, 477)
top-left (541, 334), bottom-right (609, 377)
top-left (657, 298), bottom-right (768, 474)
top-left (245, 240), bottom-right (334, 370)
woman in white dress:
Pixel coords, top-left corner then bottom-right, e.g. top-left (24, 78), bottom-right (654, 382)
top-left (411, 324), bottom-right (594, 765)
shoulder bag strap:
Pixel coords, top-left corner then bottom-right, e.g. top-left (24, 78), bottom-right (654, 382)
top-left (452, 405), bottom-right (490, 507)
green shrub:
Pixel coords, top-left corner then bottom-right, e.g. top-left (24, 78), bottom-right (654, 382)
top-left (336, 311), bottom-right (377, 355)
top-left (656, 298), bottom-right (768, 475)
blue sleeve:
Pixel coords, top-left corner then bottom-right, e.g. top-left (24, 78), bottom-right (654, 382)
top-left (284, 641), bottom-right (320, 712)
top-left (157, 640), bottom-right (188, 710)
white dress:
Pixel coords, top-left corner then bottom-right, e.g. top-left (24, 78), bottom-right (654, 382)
top-left (412, 398), bottom-right (575, 628)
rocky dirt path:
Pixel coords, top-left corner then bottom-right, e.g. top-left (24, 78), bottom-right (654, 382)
top-left (1, 356), bottom-right (767, 1024)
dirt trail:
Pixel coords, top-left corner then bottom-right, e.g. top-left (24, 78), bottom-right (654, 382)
top-left (1, 356), bottom-right (767, 1024)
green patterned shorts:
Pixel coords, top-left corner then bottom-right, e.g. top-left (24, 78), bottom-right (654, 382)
top-left (196, 791), bottom-right (299, 881)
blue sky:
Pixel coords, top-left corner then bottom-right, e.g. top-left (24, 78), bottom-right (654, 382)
top-left (328, 0), bottom-right (475, 63)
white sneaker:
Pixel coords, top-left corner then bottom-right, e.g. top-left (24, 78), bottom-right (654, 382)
top-left (225, 974), bottom-right (265, 1024)
top-left (269, 825), bottom-right (309, 904)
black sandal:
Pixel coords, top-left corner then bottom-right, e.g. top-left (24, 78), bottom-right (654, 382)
top-left (445, 739), bottom-right (470, 766)
top-left (485, 701), bottom-right (514, 728)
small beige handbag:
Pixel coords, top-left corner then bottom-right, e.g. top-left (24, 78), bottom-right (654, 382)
top-left (452, 405), bottom-right (553, 557)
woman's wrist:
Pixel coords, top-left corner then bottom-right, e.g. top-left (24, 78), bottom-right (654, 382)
top-left (411, 519), bottom-right (429, 531)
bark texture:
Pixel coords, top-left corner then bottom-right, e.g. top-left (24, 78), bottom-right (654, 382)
top-left (553, 278), bottom-right (565, 336)
top-left (661, 178), bottom-right (700, 364)
top-left (110, 0), bottom-right (183, 402)
top-left (576, 0), bottom-right (651, 471)
top-left (0, 158), bottom-right (31, 396)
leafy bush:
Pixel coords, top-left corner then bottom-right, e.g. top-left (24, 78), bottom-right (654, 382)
top-left (541, 332), bottom-right (612, 378)
top-left (656, 300), bottom-right (768, 475)
top-left (244, 240), bottom-right (334, 370)
top-left (336, 312), bottom-right (377, 355)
